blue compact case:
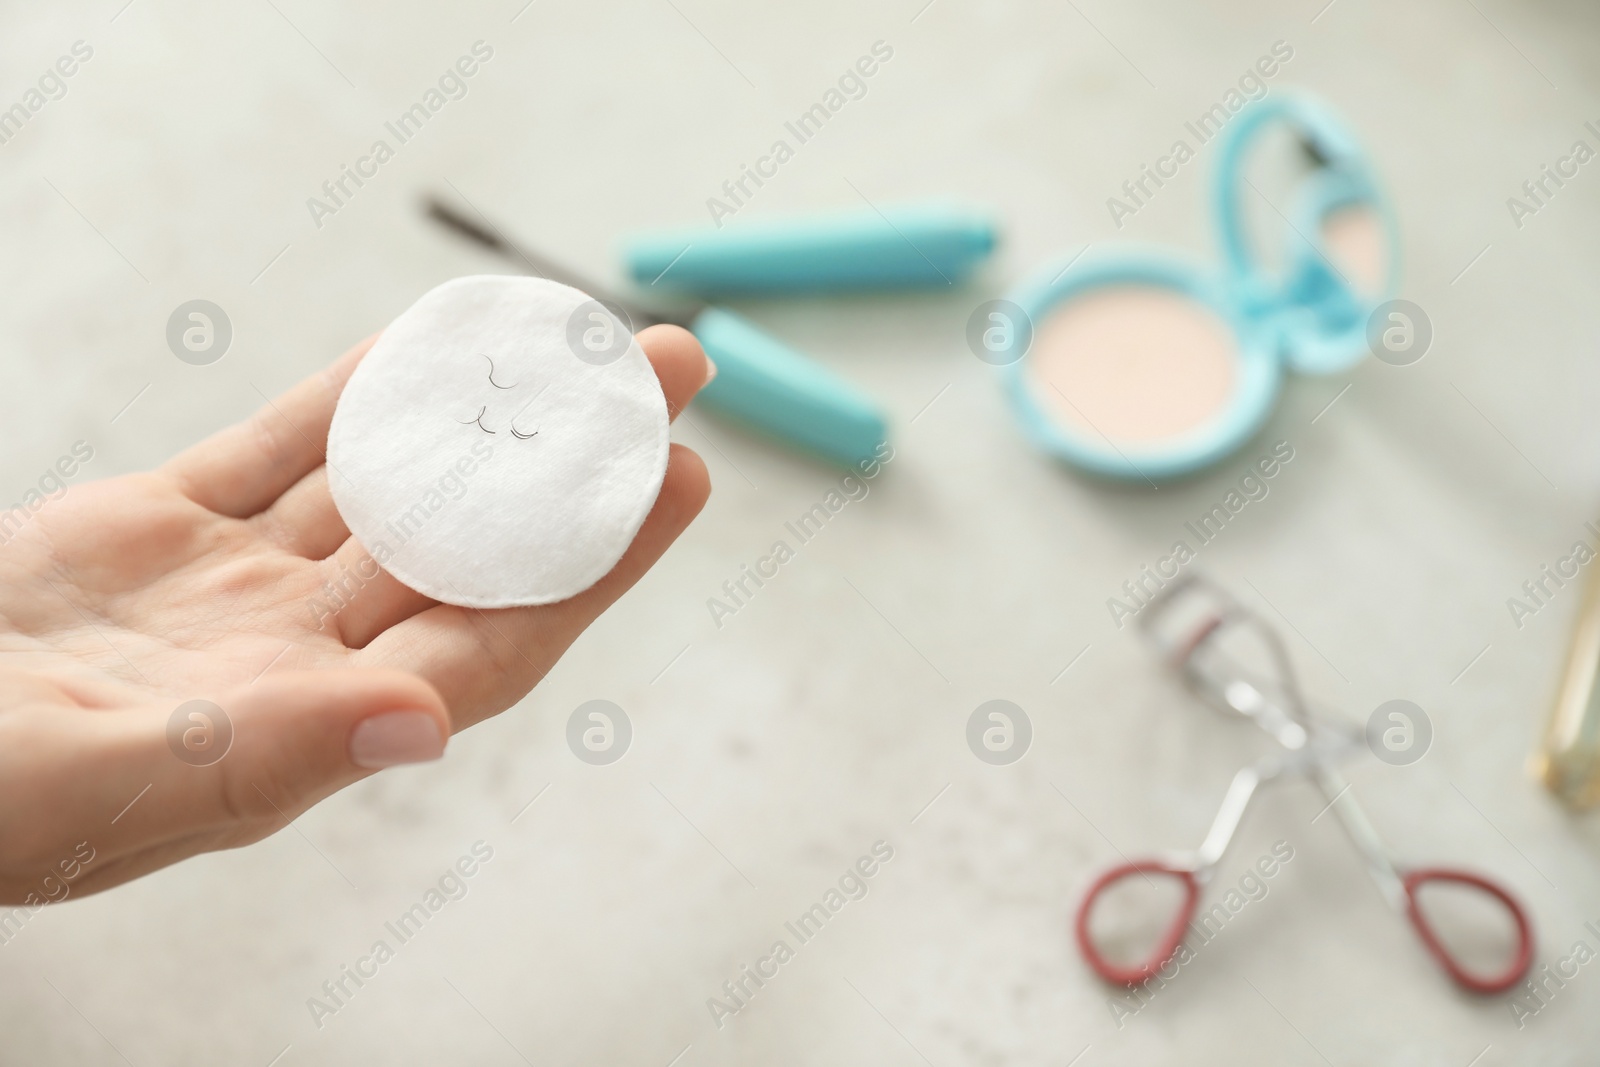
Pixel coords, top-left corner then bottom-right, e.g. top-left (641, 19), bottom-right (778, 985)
top-left (1001, 93), bottom-right (1399, 481)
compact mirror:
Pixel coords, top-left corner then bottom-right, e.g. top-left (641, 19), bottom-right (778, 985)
top-left (1003, 93), bottom-right (1394, 481)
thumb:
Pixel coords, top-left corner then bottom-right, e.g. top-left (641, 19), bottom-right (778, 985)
top-left (214, 667), bottom-right (449, 821)
top-left (24, 670), bottom-right (449, 898)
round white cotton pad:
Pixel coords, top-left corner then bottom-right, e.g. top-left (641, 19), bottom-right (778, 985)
top-left (325, 274), bottom-right (669, 609)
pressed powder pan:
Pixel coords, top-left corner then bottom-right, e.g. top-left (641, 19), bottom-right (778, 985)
top-left (1027, 286), bottom-right (1238, 447)
top-left (1002, 93), bottom-right (1398, 481)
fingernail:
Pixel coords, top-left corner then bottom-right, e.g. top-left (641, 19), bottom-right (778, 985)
top-left (703, 356), bottom-right (718, 385)
top-left (350, 711), bottom-right (445, 769)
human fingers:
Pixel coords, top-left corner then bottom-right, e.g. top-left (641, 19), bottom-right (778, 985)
top-left (161, 335), bottom-right (375, 518)
top-left (326, 323), bottom-right (713, 651)
top-left (635, 323), bottom-right (716, 415)
top-left (0, 668), bottom-right (449, 900)
top-left (251, 466), bottom-right (349, 559)
top-left (355, 443), bottom-right (709, 730)
top-left (101, 669), bottom-right (447, 856)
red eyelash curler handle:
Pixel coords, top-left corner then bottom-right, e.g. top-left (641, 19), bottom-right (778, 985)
top-left (1075, 861), bottom-right (1201, 987)
top-left (1401, 868), bottom-right (1534, 995)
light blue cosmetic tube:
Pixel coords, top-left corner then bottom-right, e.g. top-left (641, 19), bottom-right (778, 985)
top-left (689, 307), bottom-right (888, 468)
top-left (626, 202), bottom-right (998, 294)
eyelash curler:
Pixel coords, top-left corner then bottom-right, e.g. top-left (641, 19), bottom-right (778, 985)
top-left (1074, 573), bottom-right (1534, 995)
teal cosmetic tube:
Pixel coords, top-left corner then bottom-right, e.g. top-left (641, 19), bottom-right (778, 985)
top-left (625, 202), bottom-right (997, 294)
top-left (689, 307), bottom-right (888, 468)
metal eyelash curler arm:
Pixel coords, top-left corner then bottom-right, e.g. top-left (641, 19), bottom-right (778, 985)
top-left (1073, 574), bottom-right (1533, 995)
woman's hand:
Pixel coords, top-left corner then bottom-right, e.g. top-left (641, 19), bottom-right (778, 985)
top-left (0, 325), bottom-right (712, 904)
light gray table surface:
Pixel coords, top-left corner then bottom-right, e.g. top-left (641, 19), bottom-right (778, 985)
top-left (3, 1), bottom-right (1599, 1063)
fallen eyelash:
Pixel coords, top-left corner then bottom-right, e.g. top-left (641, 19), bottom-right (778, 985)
top-left (482, 354), bottom-right (516, 389)
top-left (457, 405), bottom-right (497, 434)
top-left (509, 425), bottom-right (538, 440)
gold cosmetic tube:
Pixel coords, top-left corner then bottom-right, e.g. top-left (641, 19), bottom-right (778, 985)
top-left (1536, 563), bottom-right (1600, 808)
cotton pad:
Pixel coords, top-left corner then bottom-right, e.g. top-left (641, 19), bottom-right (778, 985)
top-left (326, 275), bottom-right (669, 609)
